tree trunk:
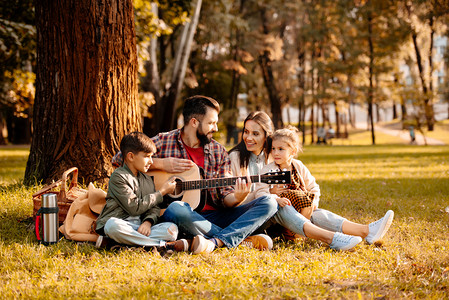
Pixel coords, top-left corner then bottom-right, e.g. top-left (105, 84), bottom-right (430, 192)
top-left (297, 46), bottom-right (306, 144)
top-left (258, 6), bottom-right (283, 129)
top-left (141, 0), bottom-right (202, 137)
top-left (162, 0), bottom-right (202, 132)
top-left (406, 2), bottom-right (435, 132)
top-left (225, 0), bottom-right (245, 144)
top-left (25, 0), bottom-right (140, 185)
top-left (5, 108), bottom-right (32, 144)
top-left (142, 3), bottom-right (162, 136)
top-left (0, 112), bottom-right (6, 145)
top-left (368, 11), bottom-right (375, 145)
top-left (310, 51), bottom-right (316, 144)
top-left (334, 101), bottom-right (340, 137)
top-left (258, 53), bottom-right (283, 129)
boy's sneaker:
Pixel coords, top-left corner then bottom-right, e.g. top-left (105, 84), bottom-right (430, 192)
top-left (241, 234), bottom-right (273, 250)
top-left (166, 239), bottom-right (190, 252)
top-left (191, 235), bottom-right (216, 254)
top-left (95, 235), bottom-right (109, 249)
top-left (329, 232), bottom-right (362, 251)
top-left (365, 210), bottom-right (394, 244)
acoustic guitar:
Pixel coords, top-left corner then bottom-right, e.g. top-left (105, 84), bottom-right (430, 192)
top-left (148, 164), bottom-right (291, 211)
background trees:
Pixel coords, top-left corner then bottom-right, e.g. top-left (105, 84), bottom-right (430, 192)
top-left (0, 0), bottom-right (448, 182)
top-left (0, 0), bottom-right (35, 145)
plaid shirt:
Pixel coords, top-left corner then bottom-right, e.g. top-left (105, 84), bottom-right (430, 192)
top-left (279, 165), bottom-right (314, 211)
top-left (113, 129), bottom-right (234, 208)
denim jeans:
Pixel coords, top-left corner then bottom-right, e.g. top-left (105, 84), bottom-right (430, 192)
top-left (260, 206), bottom-right (347, 237)
top-left (310, 208), bottom-right (347, 233)
top-left (104, 217), bottom-right (178, 247)
top-left (161, 195), bottom-right (278, 248)
top-left (271, 205), bottom-right (309, 236)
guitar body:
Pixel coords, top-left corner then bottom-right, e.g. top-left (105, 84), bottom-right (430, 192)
top-left (147, 165), bottom-right (202, 209)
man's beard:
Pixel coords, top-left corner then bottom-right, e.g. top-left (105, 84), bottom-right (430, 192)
top-left (197, 125), bottom-right (213, 146)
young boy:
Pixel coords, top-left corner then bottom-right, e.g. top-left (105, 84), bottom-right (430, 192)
top-left (95, 132), bottom-right (188, 251)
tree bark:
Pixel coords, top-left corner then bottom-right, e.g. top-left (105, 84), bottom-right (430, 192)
top-left (297, 46), bottom-right (306, 145)
top-left (258, 53), bottom-right (283, 129)
top-left (25, 0), bottom-right (140, 185)
top-left (367, 11), bottom-right (376, 145)
top-left (334, 101), bottom-right (340, 137)
top-left (258, 6), bottom-right (283, 129)
top-left (0, 112), bottom-right (6, 145)
top-left (162, 0), bottom-right (202, 132)
top-left (406, 0), bottom-right (435, 131)
top-left (142, 3), bottom-right (161, 136)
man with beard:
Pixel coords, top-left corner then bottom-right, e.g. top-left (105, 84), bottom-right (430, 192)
top-left (146, 95), bottom-right (278, 254)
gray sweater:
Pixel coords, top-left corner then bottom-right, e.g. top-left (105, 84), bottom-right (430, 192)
top-left (95, 163), bottom-right (163, 234)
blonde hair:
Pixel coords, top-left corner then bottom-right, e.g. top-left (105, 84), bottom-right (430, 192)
top-left (268, 125), bottom-right (302, 157)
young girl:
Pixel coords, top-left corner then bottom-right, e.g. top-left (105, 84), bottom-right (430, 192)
top-left (254, 126), bottom-right (394, 250)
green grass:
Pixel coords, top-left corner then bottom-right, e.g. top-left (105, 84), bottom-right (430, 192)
top-left (1, 146), bottom-right (449, 299)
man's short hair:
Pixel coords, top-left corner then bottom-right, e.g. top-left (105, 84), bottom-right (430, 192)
top-left (183, 95), bottom-right (220, 124)
top-left (120, 132), bottom-right (156, 157)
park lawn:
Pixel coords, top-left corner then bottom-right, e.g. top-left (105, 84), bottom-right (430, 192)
top-left (1, 145), bottom-right (449, 299)
top-left (425, 121), bottom-right (449, 145)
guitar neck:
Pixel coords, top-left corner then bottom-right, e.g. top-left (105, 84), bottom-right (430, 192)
top-left (179, 174), bottom-right (276, 191)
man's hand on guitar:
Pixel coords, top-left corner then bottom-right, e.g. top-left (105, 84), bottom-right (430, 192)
top-left (159, 178), bottom-right (177, 196)
top-left (162, 158), bottom-right (195, 173)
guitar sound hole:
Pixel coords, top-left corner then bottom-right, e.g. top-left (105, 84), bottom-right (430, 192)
top-left (173, 178), bottom-right (183, 196)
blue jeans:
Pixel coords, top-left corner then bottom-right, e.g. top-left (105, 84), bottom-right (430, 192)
top-left (310, 208), bottom-right (347, 232)
top-left (263, 207), bottom-right (347, 237)
top-left (104, 217), bottom-right (178, 247)
top-left (161, 195), bottom-right (278, 248)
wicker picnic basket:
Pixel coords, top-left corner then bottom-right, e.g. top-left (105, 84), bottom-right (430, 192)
top-left (32, 167), bottom-right (88, 225)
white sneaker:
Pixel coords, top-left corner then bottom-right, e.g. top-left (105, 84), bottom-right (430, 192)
top-left (365, 210), bottom-right (394, 244)
top-left (191, 235), bottom-right (216, 254)
top-left (329, 232), bottom-right (362, 251)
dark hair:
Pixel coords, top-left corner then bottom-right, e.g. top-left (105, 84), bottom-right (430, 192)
top-left (267, 125), bottom-right (302, 157)
top-left (120, 132), bottom-right (156, 157)
top-left (182, 95), bottom-right (220, 124)
top-left (229, 111), bottom-right (274, 168)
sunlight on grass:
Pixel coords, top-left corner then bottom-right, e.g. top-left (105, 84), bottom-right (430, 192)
top-left (0, 147), bottom-right (29, 185)
top-left (423, 122), bottom-right (449, 145)
top-left (1, 145), bottom-right (449, 298)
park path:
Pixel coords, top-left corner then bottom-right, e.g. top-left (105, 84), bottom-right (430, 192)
top-left (374, 124), bottom-right (445, 145)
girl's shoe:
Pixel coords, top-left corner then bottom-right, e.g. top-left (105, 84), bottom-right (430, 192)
top-left (329, 232), bottom-right (362, 251)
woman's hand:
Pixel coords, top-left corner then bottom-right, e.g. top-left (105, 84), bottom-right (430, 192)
top-left (270, 184), bottom-right (288, 196)
top-left (138, 221), bottom-right (152, 236)
top-left (276, 197), bottom-right (291, 208)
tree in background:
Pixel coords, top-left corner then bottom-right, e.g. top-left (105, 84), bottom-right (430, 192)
top-left (401, 0), bottom-right (449, 131)
top-left (137, 0), bottom-right (202, 136)
top-left (24, 0), bottom-right (140, 184)
top-left (0, 0), bottom-right (35, 144)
